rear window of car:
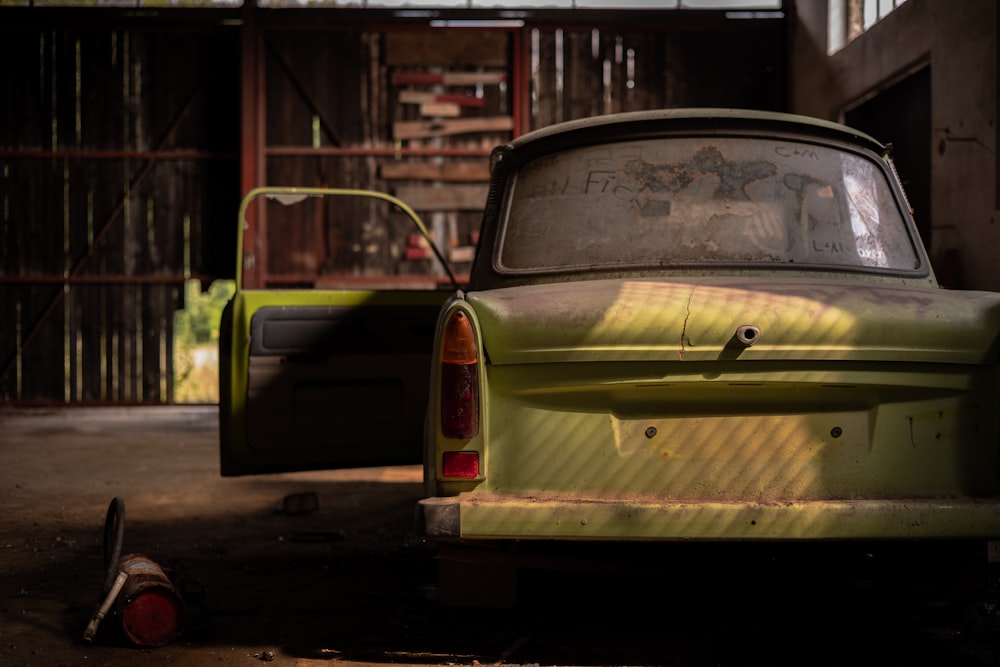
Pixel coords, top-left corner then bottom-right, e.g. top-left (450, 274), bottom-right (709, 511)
top-left (497, 136), bottom-right (921, 274)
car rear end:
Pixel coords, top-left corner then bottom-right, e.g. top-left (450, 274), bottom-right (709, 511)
top-left (417, 111), bottom-right (1000, 584)
top-left (421, 278), bottom-right (1000, 542)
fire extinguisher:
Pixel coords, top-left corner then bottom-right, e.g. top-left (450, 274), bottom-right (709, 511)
top-left (82, 497), bottom-right (184, 647)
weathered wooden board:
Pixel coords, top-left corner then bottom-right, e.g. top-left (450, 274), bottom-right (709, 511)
top-left (420, 102), bottom-right (461, 118)
top-left (391, 71), bottom-right (507, 87)
top-left (393, 116), bottom-right (513, 140)
top-left (398, 90), bottom-right (485, 108)
top-left (385, 31), bottom-right (508, 67)
top-left (379, 161), bottom-right (490, 182)
top-left (395, 184), bottom-right (489, 211)
top-left (449, 246), bottom-right (476, 263)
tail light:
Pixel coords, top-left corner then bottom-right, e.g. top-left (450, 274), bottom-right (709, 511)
top-left (442, 451), bottom-right (479, 478)
top-left (440, 309), bottom-right (479, 439)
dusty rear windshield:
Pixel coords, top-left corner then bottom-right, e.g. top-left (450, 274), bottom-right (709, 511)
top-left (497, 136), bottom-right (921, 274)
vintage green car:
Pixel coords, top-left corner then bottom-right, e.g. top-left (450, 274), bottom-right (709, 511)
top-left (221, 110), bottom-right (1000, 606)
top-left (415, 109), bottom-right (1000, 602)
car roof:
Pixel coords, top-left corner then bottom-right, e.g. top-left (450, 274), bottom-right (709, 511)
top-left (502, 108), bottom-right (888, 157)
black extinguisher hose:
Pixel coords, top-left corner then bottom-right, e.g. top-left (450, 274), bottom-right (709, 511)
top-left (83, 496), bottom-right (128, 643)
top-left (101, 496), bottom-right (126, 596)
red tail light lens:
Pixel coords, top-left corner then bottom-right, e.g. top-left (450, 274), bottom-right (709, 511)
top-left (440, 310), bottom-right (479, 439)
top-left (442, 451), bottom-right (479, 478)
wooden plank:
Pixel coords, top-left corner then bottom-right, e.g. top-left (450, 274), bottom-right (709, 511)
top-left (420, 102), bottom-right (461, 118)
top-left (449, 246), bottom-right (476, 263)
top-left (398, 90), bottom-right (485, 108)
top-left (379, 161), bottom-right (490, 182)
top-left (393, 116), bottom-right (513, 141)
top-left (391, 71), bottom-right (507, 87)
top-left (395, 184), bottom-right (489, 211)
top-left (385, 31), bottom-right (507, 67)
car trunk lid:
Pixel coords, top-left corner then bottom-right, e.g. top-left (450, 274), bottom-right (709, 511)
top-left (462, 278), bottom-right (1000, 503)
top-left (467, 277), bottom-right (1000, 366)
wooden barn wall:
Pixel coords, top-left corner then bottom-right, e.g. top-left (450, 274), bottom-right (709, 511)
top-left (529, 27), bottom-right (782, 127)
top-left (257, 29), bottom-right (511, 286)
top-left (0, 27), bottom-right (240, 404)
top-left (255, 20), bottom-right (783, 289)
top-left (0, 12), bottom-right (782, 404)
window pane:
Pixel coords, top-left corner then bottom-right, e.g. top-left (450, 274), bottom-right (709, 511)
top-left (499, 137), bottom-right (918, 273)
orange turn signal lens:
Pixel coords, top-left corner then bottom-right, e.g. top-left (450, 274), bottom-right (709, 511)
top-left (442, 310), bottom-right (477, 364)
top-left (440, 309), bottom-right (479, 439)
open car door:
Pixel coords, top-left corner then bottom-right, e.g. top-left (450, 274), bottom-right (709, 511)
top-left (219, 187), bottom-right (460, 475)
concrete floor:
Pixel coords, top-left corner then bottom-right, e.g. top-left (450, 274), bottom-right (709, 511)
top-left (0, 406), bottom-right (440, 667)
top-left (3, 406), bottom-right (1000, 667)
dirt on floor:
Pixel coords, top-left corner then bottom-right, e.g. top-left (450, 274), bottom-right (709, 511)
top-left (2, 406), bottom-right (1000, 667)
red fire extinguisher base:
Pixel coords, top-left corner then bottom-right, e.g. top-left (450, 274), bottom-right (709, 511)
top-left (121, 588), bottom-right (183, 647)
top-left (116, 554), bottom-right (184, 647)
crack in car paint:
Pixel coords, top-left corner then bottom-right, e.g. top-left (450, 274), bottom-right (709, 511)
top-left (679, 288), bottom-right (695, 360)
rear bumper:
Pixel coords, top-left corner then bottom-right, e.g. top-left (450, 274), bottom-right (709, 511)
top-left (416, 494), bottom-right (1000, 541)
